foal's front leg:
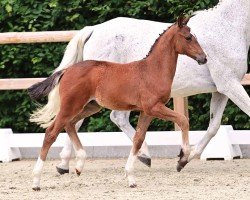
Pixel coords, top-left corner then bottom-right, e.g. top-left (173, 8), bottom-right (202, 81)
top-left (125, 112), bottom-right (153, 188)
top-left (145, 103), bottom-right (191, 171)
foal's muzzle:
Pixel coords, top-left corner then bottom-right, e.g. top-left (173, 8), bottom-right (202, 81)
top-left (196, 55), bottom-right (207, 65)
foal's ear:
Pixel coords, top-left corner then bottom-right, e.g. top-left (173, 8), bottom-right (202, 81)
top-left (177, 15), bottom-right (185, 28)
top-left (177, 15), bottom-right (190, 28)
top-left (182, 16), bottom-right (190, 25)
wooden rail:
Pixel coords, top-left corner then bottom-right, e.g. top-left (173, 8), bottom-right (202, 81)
top-left (0, 31), bottom-right (249, 131)
top-left (0, 31), bottom-right (77, 44)
top-left (241, 74), bottom-right (250, 85)
top-left (1, 74), bottom-right (249, 90)
top-left (0, 78), bottom-right (45, 90)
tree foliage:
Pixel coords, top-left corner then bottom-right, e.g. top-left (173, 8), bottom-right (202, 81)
top-left (0, 0), bottom-right (249, 132)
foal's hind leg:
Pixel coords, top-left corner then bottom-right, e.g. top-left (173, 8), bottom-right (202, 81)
top-left (125, 112), bottom-right (152, 187)
top-left (64, 101), bottom-right (101, 175)
top-left (32, 94), bottom-right (93, 190)
top-left (56, 119), bottom-right (83, 175)
top-left (32, 112), bottom-right (69, 190)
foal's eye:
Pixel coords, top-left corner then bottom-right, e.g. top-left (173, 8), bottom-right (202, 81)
top-left (185, 35), bottom-right (192, 41)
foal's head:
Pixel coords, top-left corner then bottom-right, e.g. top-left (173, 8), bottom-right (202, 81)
top-left (172, 16), bottom-right (207, 65)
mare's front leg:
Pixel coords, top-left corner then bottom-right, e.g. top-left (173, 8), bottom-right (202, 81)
top-left (189, 92), bottom-right (228, 160)
top-left (110, 110), bottom-right (151, 167)
top-left (144, 102), bottom-right (190, 172)
top-left (125, 112), bottom-right (153, 188)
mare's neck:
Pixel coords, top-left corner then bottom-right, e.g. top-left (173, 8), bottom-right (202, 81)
top-left (143, 29), bottom-right (178, 80)
top-left (211, 0), bottom-right (250, 45)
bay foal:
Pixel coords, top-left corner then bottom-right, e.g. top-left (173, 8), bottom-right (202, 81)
top-left (29, 16), bottom-right (207, 190)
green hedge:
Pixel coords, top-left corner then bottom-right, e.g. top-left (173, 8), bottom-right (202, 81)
top-left (0, 0), bottom-right (249, 133)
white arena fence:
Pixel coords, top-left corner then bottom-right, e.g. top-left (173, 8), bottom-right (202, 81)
top-left (0, 31), bottom-right (250, 162)
top-left (1, 125), bottom-right (250, 162)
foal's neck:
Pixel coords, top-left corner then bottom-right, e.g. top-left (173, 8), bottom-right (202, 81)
top-left (143, 28), bottom-right (178, 80)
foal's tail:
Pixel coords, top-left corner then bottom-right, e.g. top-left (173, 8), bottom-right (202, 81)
top-left (28, 70), bottom-right (65, 128)
top-left (29, 26), bottom-right (94, 128)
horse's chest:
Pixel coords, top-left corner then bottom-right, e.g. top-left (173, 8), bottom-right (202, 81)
top-left (149, 81), bottom-right (171, 99)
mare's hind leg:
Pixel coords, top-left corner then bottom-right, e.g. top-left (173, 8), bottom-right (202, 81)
top-left (110, 111), bottom-right (151, 167)
top-left (64, 101), bottom-right (101, 175)
top-left (125, 112), bottom-right (153, 187)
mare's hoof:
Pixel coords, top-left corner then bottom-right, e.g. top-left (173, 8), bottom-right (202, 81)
top-left (176, 163), bottom-right (184, 172)
top-left (137, 154), bottom-right (151, 167)
top-left (32, 186), bottom-right (41, 191)
top-left (75, 168), bottom-right (81, 176)
top-left (56, 166), bottom-right (69, 175)
top-left (129, 183), bottom-right (137, 188)
top-left (176, 148), bottom-right (188, 172)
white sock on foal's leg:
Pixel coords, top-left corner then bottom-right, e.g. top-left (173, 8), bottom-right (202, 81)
top-left (75, 149), bottom-right (87, 176)
top-left (32, 157), bottom-right (44, 190)
top-left (125, 150), bottom-right (137, 188)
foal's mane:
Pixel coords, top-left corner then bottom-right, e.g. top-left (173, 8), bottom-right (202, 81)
top-left (144, 23), bottom-right (175, 58)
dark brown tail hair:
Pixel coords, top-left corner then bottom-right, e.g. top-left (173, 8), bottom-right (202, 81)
top-left (28, 70), bottom-right (64, 101)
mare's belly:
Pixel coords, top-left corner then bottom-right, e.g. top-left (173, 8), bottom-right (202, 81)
top-left (171, 56), bottom-right (217, 97)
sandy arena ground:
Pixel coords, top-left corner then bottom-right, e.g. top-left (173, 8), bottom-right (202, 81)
top-left (0, 158), bottom-right (249, 200)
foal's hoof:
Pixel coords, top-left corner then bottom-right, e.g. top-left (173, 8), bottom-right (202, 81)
top-left (129, 183), bottom-right (137, 188)
top-left (56, 166), bottom-right (69, 175)
top-left (32, 186), bottom-right (41, 191)
top-left (75, 168), bottom-right (81, 176)
top-left (137, 154), bottom-right (151, 167)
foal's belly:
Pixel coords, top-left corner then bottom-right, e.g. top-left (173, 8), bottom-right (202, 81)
top-left (94, 68), bottom-right (141, 111)
top-left (94, 87), bottom-right (140, 111)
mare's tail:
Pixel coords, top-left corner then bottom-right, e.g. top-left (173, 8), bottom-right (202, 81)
top-left (29, 26), bottom-right (94, 128)
top-left (55, 26), bottom-right (93, 72)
